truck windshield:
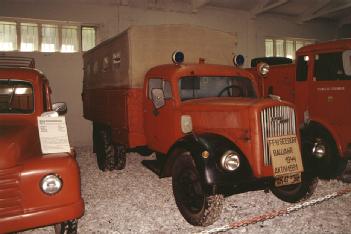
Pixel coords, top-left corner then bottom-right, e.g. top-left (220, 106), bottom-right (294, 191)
top-left (0, 80), bottom-right (34, 114)
top-left (179, 76), bottom-right (256, 101)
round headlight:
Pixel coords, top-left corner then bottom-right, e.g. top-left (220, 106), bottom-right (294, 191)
top-left (257, 62), bottom-right (270, 76)
top-left (40, 174), bottom-right (63, 195)
top-left (220, 150), bottom-right (240, 171)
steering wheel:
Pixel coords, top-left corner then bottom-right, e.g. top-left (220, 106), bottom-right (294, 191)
top-left (217, 85), bottom-right (244, 97)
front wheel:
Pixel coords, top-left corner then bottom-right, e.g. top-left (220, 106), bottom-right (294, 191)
top-left (54, 219), bottom-right (78, 234)
top-left (270, 173), bottom-right (318, 203)
top-left (302, 126), bottom-right (349, 179)
top-left (172, 150), bottom-right (224, 226)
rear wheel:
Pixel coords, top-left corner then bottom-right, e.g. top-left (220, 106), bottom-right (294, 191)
top-left (95, 127), bottom-right (115, 171)
top-left (172, 150), bottom-right (224, 226)
top-left (54, 219), bottom-right (78, 234)
top-left (270, 173), bottom-right (318, 203)
top-left (114, 144), bottom-right (126, 170)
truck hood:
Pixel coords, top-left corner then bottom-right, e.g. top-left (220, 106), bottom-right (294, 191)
top-left (180, 97), bottom-right (287, 132)
top-left (180, 97), bottom-right (261, 131)
top-left (0, 125), bottom-right (41, 169)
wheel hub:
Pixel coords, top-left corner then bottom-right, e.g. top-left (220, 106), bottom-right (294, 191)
top-left (312, 139), bottom-right (326, 159)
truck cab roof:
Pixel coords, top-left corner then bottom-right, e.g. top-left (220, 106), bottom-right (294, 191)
top-left (146, 63), bottom-right (256, 82)
top-left (0, 67), bottom-right (47, 83)
top-left (297, 38), bottom-right (351, 55)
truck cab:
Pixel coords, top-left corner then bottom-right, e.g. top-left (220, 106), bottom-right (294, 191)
top-left (0, 56), bottom-right (84, 233)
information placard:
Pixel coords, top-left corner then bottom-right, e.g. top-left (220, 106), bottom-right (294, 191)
top-left (37, 116), bottom-right (70, 154)
top-left (268, 135), bottom-right (304, 186)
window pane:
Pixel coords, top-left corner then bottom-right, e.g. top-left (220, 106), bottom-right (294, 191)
top-left (275, 39), bottom-right (284, 57)
top-left (265, 39), bottom-right (273, 57)
top-left (20, 23), bottom-right (38, 52)
top-left (286, 40), bottom-right (294, 59)
top-left (314, 52), bottom-right (349, 81)
top-left (82, 26), bottom-right (95, 51)
top-left (296, 55), bottom-right (308, 81)
top-left (61, 26), bottom-right (78, 53)
top-left (42, 24), bottom-right (58, 52)
top-left (0, 21), bottom-right (17, 51)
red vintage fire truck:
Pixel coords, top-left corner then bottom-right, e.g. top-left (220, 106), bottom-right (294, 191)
top-left (249, 39), bottom-right (351, 180)
top-left (0, 56), bottom-right (84, 233)
top-left (82, 25), bottom-right (317, 226)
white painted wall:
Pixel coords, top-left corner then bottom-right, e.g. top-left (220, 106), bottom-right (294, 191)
top-left (0, 2), bottom-right (339, 146)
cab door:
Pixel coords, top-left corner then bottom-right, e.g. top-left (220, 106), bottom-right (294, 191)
top-left (294, 54), bottom-right (311, 124)
top-left (144, 77), bottom-right (176, 153)
top-left (309, 51), bottom-right (351, 132)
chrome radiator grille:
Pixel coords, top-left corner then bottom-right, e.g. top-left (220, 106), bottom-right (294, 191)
top-left (260, 105), bottom-right (296, 165)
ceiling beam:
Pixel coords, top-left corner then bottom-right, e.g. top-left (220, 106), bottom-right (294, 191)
top-left (298, 0), bottom-right (351, 23)
top-left (338, 14), bottom-right (351, 27)
top-left (191, 0), bottom-right (210, 13)
top-left (251, 0), bottom-right (289, 17)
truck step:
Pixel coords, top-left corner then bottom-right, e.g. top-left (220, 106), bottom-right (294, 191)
top-left (142, 160), bottom-right (162, 177)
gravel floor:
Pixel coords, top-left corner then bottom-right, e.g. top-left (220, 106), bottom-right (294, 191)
top-left (22, 146), bottom-right (351, 234)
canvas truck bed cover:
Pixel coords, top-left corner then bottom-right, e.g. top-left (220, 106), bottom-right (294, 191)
top-left (83, 24), bottom-right (237, 89)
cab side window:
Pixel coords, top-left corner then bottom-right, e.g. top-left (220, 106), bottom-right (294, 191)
top-left (314, 52), bottom-right (350, 81)
top-left (148, 78), bottom-right (172, 99)
top-left (296, 55), bottom-right (308, 81)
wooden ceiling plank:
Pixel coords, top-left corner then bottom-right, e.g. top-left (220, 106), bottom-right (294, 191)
top-left (250, 0), bottom-right (289, 17)
top-left (298, 0), bottom-right (351, 23)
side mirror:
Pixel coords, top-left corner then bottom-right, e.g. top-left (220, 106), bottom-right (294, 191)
top-left (52, 102), bottom-right (67, 115)
top-left (151, 88), bottom-right (165, 109)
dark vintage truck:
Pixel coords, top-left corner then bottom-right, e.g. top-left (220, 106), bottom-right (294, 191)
top-left (82, 25), bottom-right (317, 226)
top-left (0, 56), bottom-right (84, 233)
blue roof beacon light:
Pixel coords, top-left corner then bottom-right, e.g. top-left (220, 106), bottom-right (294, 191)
top-left (172, 51), bottom-right (185, 64)
top-left (233, 54), bottom-right (245, 67)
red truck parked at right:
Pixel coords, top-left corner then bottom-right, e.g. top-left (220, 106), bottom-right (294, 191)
top-left (249, 39), bottom-right (351, 180)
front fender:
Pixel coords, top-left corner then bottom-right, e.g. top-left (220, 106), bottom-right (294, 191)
top-left (162, 133), bottom-right (253, 189)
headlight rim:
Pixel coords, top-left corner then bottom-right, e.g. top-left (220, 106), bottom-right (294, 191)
top-left (220, 150), bottom-right (241, 172)
top-left (40, 173), bottom-right (63, 195)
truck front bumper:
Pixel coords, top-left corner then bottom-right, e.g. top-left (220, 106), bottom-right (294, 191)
top-left (0, 199), bottom-right (84, 233)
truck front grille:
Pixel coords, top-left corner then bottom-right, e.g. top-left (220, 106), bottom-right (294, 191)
top-left (260, 105), bottom-right (296, 165)
top-left (0, 167), bottom-right (22, 218)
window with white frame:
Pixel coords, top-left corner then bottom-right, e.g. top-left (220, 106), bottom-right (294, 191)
top-left (0, 20), bottom-right (96, 53)
top-left (265, 38), bottom-right (315, 60)
top-left (20, 23), bottom-right (39, 52)
top-left (82, 26), bottom-right (96, 51)
top-left (61, 26), bottom-right (79, 53)
top-left (0, 21), bottom-right (17, 51)
top-left (41, 24), bottom-right (59, 52)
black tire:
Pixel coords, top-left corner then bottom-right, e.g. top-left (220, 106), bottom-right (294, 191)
top-left (302, 126), bottom-right (343, 179)
top-left (270, 173), bottom-right (318, 203)
top-left (95, 127), bottom-right (115, 171)
top-left (114, 144), bottom-right (127, 170)
top-left (54, 219), bottom-right (78, 234)
top-left (172, 150), bottom-right (224, 226)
